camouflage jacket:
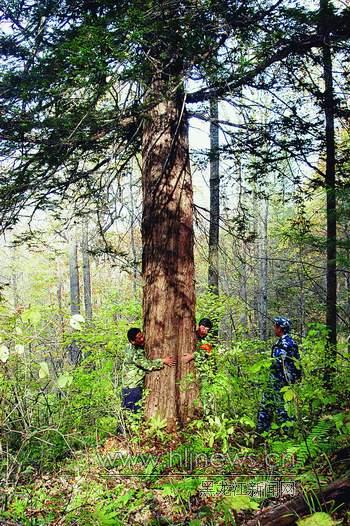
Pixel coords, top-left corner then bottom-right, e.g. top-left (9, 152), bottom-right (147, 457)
top-left (193, 333), bottom-right (215, 377)
top-left (270, 334), bottom-right (301, 387)
top-left (120, 344), bottom-right (164, 389)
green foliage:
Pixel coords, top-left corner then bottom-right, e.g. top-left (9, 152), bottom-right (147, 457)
top-left (1, 285), bottom-right (350, 525)
top-left (224, 495), bottom-right (259, 512)
top-left (293, 418), bottom-right (335, 468)
top-left (297, 512), bottom-right (336, 526)
top-left (145, 415), bottom-right (168, 441)
top-left (0, 296), bottom-right (140, 475)
top-left (196, 289), bottom-right (228, 329)
top-left (198, 414), bottom-right (235, 453)
top-left (160, 477), bottom-right (202, 509)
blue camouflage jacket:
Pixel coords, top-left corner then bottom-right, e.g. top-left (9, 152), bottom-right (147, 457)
top-left (270, 334), bottom-right (301, 386)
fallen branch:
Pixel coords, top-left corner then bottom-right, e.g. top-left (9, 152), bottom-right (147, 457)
top-left (244, 478), bottom-right (350, 526)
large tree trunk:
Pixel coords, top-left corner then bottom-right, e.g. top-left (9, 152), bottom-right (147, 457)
top-left (320, 0), bottom-right (337, 387)
top-left (142, 80), bottom-right (198, 430)
top-left (208, 97), bottom-right (220, 295)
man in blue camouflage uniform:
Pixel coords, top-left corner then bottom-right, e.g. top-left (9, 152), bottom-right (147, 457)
top-left (257, 317), bottom-right (301, 433)
top-left (120, 327), bottom-right (176, 412)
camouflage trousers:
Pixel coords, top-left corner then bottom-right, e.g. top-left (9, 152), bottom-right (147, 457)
top-left (256, 382), bottom-right (290, 433)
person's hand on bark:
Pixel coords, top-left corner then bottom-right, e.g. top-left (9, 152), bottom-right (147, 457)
top-left (182, 353), bottom-right (194, 363)
top-left (163, 356), bottom-right (176, 366)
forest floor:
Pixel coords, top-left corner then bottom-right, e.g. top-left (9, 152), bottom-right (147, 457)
top-left (1, 426), bottom-right (350, 526)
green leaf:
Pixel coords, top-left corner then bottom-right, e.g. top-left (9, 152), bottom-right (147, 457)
top-left (38, 361), bottom-right (50, 379)
top-left (283, 388), bottom-right (295, 402)
top-left (70, 314), bottom-right (85, 330)
top-left (297, 512), bottom-right (336, 525)
top-left (21, 308), bottom-right (41, 326)
top-left (250, 362), bottom-right (263, 373)
top-left (14, 344), bottom-right (25, 355)
top-left (240, 416), bottom-right (255, 428)
top-left (56, 373), bottom-right (73, 388)
top-left (224, 495), bottom-right (259, 512)
top-left (0, 345), bottom-right (9, 363)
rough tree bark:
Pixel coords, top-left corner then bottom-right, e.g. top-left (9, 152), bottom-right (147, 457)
top-left (208, 97), bottom-right (220, 295)
top-left (142, 79), bottom-right (198, 430)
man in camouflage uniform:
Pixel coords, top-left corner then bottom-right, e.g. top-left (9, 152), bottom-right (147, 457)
top-left (182, 318), bottom-right (214, 365)
top-left (120, 327), bottom-right (175, 412)
top-left (257, 317), bottom-right (301, 433)
top-left (183, 318), bottom-right (215, 414)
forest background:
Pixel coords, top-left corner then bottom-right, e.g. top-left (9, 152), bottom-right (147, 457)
top-left (1, 0), bottom-right (350, 524)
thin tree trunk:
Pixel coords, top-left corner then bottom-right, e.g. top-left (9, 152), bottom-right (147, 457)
top-left (11, 245), bottom-right (19, 311)
top-left (258, 198), bottom-right (269, 340)
top-left (298, 245), bottom-right (306, 336)
top-left (142, 79), bottom-right (198, 430)
top-left (321, 0), bottom-right (337, 387)
top-left (346, 231), bottom-right (350, 352)
top-left (239, 240), bottom-right (248, 329)
top-left (129, 163), bottom-right (138, 295)
top-left (56, 257), bottom-right (65, 335)
top-left (208, 97), bottom-right (220, 295)
top-left (81, 221), bottom-right (93, 321)
top-left (69, 232), bottom-right (80, 315)
top-left (68, 230), bottom-right (81, 365)
top-left (252, 187), bottom-right (260, 337)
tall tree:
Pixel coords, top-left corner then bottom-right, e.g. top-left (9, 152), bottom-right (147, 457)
top-left (2, 0), bottom-right (350, 426)
top-left (320, 0), bottom-right (337, 386)
top-left (142, 79), bottom-right (197, 428)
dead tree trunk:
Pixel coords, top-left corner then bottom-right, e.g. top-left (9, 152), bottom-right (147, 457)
top-left (245, 477), bottom-right (350, 526)
top-left (142, 79), bottom-right (198, 430)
